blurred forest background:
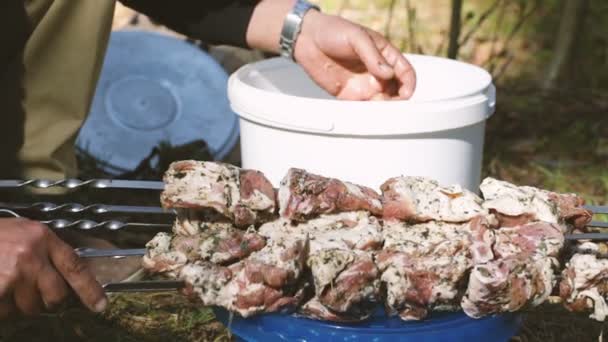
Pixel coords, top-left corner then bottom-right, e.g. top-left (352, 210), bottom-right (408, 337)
top-left (313, 0), bottom-right (607, 90)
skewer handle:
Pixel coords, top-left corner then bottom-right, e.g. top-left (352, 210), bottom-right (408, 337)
top-left (103, 280), bottom-right (185, 292)
top-left (75, 248), bottom-right (147, 258)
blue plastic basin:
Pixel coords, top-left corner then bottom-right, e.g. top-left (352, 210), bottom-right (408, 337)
top-left (213, 307), bottom-right (523, 342)
top-left (76, 30), bottom-right (239, 175)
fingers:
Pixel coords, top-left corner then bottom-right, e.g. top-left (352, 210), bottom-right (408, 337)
top-left (348, 28), bottom-right (395, 81)
top-left (37, 267), bottom-right (69, 311)
top-left (47, 232), bottom-right (107, 313)
top-left (0, 296), bottom-right (16, 320)
top-left (366, 29), bottom-right (417, 99)
top-left (13, 278), bottom-right (43, 316)
top-left (0, 274), bottom-right (16, 319)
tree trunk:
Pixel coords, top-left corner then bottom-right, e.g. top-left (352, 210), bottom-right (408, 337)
top-left (447, 0), bottom-right (463, 59)
top-left (541, 0), bottom-right (589, 90)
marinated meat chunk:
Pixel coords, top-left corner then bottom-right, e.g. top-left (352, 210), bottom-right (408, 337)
top-left (299, 297), bottom-right (373, 322)
top-left (492, 222), bottom-right (565, 259)
top-left (142, 232), bottom-right (188, 277)
top-left (377, 251), bottom-right (469, 320)
top-left (245, 235), bottom-right (309, 286)
top-left (258, 211), bottom-right (383, 254)
top-left (560, 251), bottom-right (608, 321)
top-left (381, 176), bottom-right (486, 223)
top-left (260, 212), bottom-right (383, 320)
top-left (161, 161), bottom-right (276, 227)
top-left (461, 256), bottom-right (559, 318)
top-left (308, 250), bottom-right (380, 314)
top-left (381, 218), bottom-right (496, 265)
top-left (178, 235), bottom-right (309, 317)
top-left (172, 208), bottom-right (234, 236)
top-left (377, 218), bottom-right (495, 320)
top-left (480, 177), bottom-right (592, 229)
top-left (179, 261), bottom-right (300, 317)
top-left (278, 168), bottom-right (382, 222)
top-left (171, 228), bottom-right (266, 265)
top-left (460, 219), bottom-right (564, 318)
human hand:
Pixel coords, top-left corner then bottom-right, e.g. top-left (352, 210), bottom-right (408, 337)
top-left (294, 11), bottom-right (416, 100)
top-left (0, 218), bottom-right (107, 318)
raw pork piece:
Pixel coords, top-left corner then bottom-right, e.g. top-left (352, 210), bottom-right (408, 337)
top-left (492, 221), bottom-right (565, 259)
top-left (143, 226), bottom-right (265, 270)
top-left (142, 232), bottom-right (188, 277)
top-left (258, 211), bottom-right (383, 254)
top-left (380, 176), bottom-right (486, 223)
top-left (308, 249), bottom-right (380, 314)
top-left (461, 256), bottom-right (559, 318)
top-left (179, 234), bottom-right (309, 317)
top-left (377, 217), bottom-right (495, 320)
top-left (560, 248), bottom-right (608, 321)
top-left (460, 221), bottom-right (565, 318)
top-left (172, 208), bottom-right (235, 236)
top-left (480, 177), bottom-right (592, 229)
top-left (259, 212), bottom-right (383, 321)
top-left (278, 168), bottom-right (382, 222)
top-left (161, 160), bottom-right (277, 227)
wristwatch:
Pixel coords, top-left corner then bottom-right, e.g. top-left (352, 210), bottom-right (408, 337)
top-left (279, 0), bottom-right (321, 61)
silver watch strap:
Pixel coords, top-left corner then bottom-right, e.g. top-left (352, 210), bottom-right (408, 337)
top-left (279, 0), bottom-right (320, 61)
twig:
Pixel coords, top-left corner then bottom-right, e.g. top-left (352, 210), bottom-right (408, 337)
top-left (459, 0), bottom-right (502, 48)
top-left (403, 0), bottom-right (417, 52)
top-left (490, 0), bottom-right (541, 75)
top-left (447, 0), bottom-right (463, 59)
top-left (384, 0), bottom-right (398, 41)
top-left (487, 0), bottom-right (507, 73)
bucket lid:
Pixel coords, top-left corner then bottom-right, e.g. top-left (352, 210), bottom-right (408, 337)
top-left (76, 30), bottom-right (239, 175)
top-left (228, 54), bottom-right (495, 136)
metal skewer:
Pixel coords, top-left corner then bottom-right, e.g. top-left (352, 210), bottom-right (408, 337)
top-left (585, 205), bottom-right (608, 215)
top-left (0, 202), bottom-right (173, 215)
top-left (42, 219), bottom-right (172, 231)
top-left (0, 179), bottom-right (164, 190)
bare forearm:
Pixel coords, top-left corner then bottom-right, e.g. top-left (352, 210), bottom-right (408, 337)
top-left (245, 0), bottom-right (297, 52)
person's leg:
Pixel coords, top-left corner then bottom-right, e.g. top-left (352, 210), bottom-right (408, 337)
top-left (17, 0), bottom-right (115, 180)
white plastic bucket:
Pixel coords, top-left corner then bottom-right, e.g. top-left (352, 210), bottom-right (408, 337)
top-left (227, 54), bottom-right (496, 191)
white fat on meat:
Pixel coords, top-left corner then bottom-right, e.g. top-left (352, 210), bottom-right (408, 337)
top-left (381, 176), bottom-right (486, 223)
top-left (380, 251), bottom-right (470, 320)
top-left (382, 219), bottom-right (495, 264)
top-left (258, 211), bottom-right (383, 254)
top-left (162, 161), bottom-right (241, 216)
top-left (492, 222), bottom-right (565, 259)
top-left (179, 262), bottom-right (235, 309)
top-left (142, 232), bottom-right (188, 276)
top-left (172, 208), bottom-right (235, 236)
top-left (378, 220), bottom-right (494, 320)
top-left (480, 177), bottom-right (559, 224)
top-left (307, 249), bottom-right (355, 294)
top-left (247, 235), bottom-right (308, 282)
top-left (461, 256), bottom-right (559, 318)
top-left (560, 253), bottom-right (608, 321)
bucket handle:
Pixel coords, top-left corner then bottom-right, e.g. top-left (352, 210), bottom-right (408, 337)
top-left (486, 84), bottom-right (496, 116)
